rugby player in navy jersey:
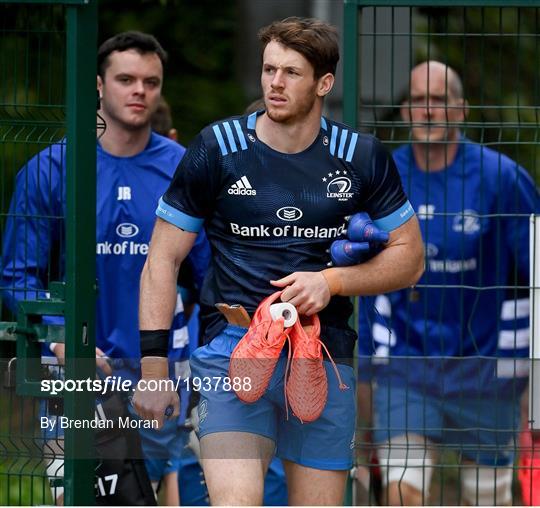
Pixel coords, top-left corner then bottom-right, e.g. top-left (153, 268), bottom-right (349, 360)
top-left (357, 61), bottom-right (539, 505)
top-left (133, 17), bottom-right (423, 505)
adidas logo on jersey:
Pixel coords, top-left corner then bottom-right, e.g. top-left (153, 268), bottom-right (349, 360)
top-left (228, 176), bottom-right (257, 196)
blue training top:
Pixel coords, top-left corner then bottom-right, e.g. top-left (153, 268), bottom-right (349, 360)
top-left (358, 138), bottom-right (539, 396)
top-left (157, 111), bottom-right (415, 361)
top-left (1, 133), bottom-right (210, 380)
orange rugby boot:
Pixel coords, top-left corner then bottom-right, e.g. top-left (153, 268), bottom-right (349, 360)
top-left (229, 291), bottom-right (291, 403)
top-left (285, 314), bottom-right (348, 423)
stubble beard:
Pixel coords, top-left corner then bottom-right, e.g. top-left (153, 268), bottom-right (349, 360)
top-left (265, 87), bottom-right (318, 125)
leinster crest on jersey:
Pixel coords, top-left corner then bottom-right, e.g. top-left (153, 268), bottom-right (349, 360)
top-left (322, 170), bottom-right (353, 202)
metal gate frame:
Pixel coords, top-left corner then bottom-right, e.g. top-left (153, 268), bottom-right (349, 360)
top-left (0, 0), bottom-right (97, 504)
top-left (342, 1), bottom-right (540, 504)
top-left (343, 0), bottom-right (540, 128)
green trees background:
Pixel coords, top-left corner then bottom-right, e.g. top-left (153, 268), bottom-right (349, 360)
top-left (98, 0), bottom-right (246, 144)
top-left (0, 0), bottom-right (246, 227)
top-left (416, 6), bottom-right (539, 182)
top-left (0, 0), bottom-right (246, 154)
top-left (1, 3), bottom-right (539, 172)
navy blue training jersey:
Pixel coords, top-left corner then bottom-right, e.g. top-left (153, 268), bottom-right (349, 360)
top-left (157, 111), bottom-right (414, 358)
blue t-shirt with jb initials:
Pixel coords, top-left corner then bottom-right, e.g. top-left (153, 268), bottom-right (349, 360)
top-left (0, 133), bottom-right (211, 380)
top-left (157, 111), bottom-right (415, 360)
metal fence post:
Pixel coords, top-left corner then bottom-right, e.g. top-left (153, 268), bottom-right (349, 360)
top-left (63, 1), bottom-right (97, 505)
top-left (530, 215), bottom-right (540, 430)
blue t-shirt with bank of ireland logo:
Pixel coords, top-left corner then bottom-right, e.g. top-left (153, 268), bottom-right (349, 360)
top-left (157, 111), bottom-right (414, 359)
top-left (357, 139), bottom-right (539, 396)
top-left (0, 133), bottom-right (210, 375)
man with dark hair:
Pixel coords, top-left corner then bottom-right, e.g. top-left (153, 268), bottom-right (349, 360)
top-left (149, 97), bottom-right (289, 506)
top-left (257, 17), bottom-right (339, 79)
top-left (1, 31), bottom-right (185, 505)
top-left (133, 17), bottom-right (424, 505)
top-left (97, 31), bottom-right (167, 80)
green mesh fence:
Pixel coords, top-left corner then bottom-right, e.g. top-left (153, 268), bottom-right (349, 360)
top-left (0, 7), bottom-right (65, 505)
top-left (1, 359), bottom-right (64, 505)
top-left (345, 2), bottom-right (540, 506)
top-left (0, 5), bottom-right (67, 311)
top-left (0, 2), bottom-right (97, 505)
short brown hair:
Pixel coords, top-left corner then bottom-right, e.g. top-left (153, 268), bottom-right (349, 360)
top-left (258, 17), bottom-right (339, 79)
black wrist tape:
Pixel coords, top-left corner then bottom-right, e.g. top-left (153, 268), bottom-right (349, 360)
top-left (140, 329), bottom-right (169, 358)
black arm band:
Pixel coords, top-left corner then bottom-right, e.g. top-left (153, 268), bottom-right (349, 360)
top-left (140, 329), bottom-right (169, 358)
